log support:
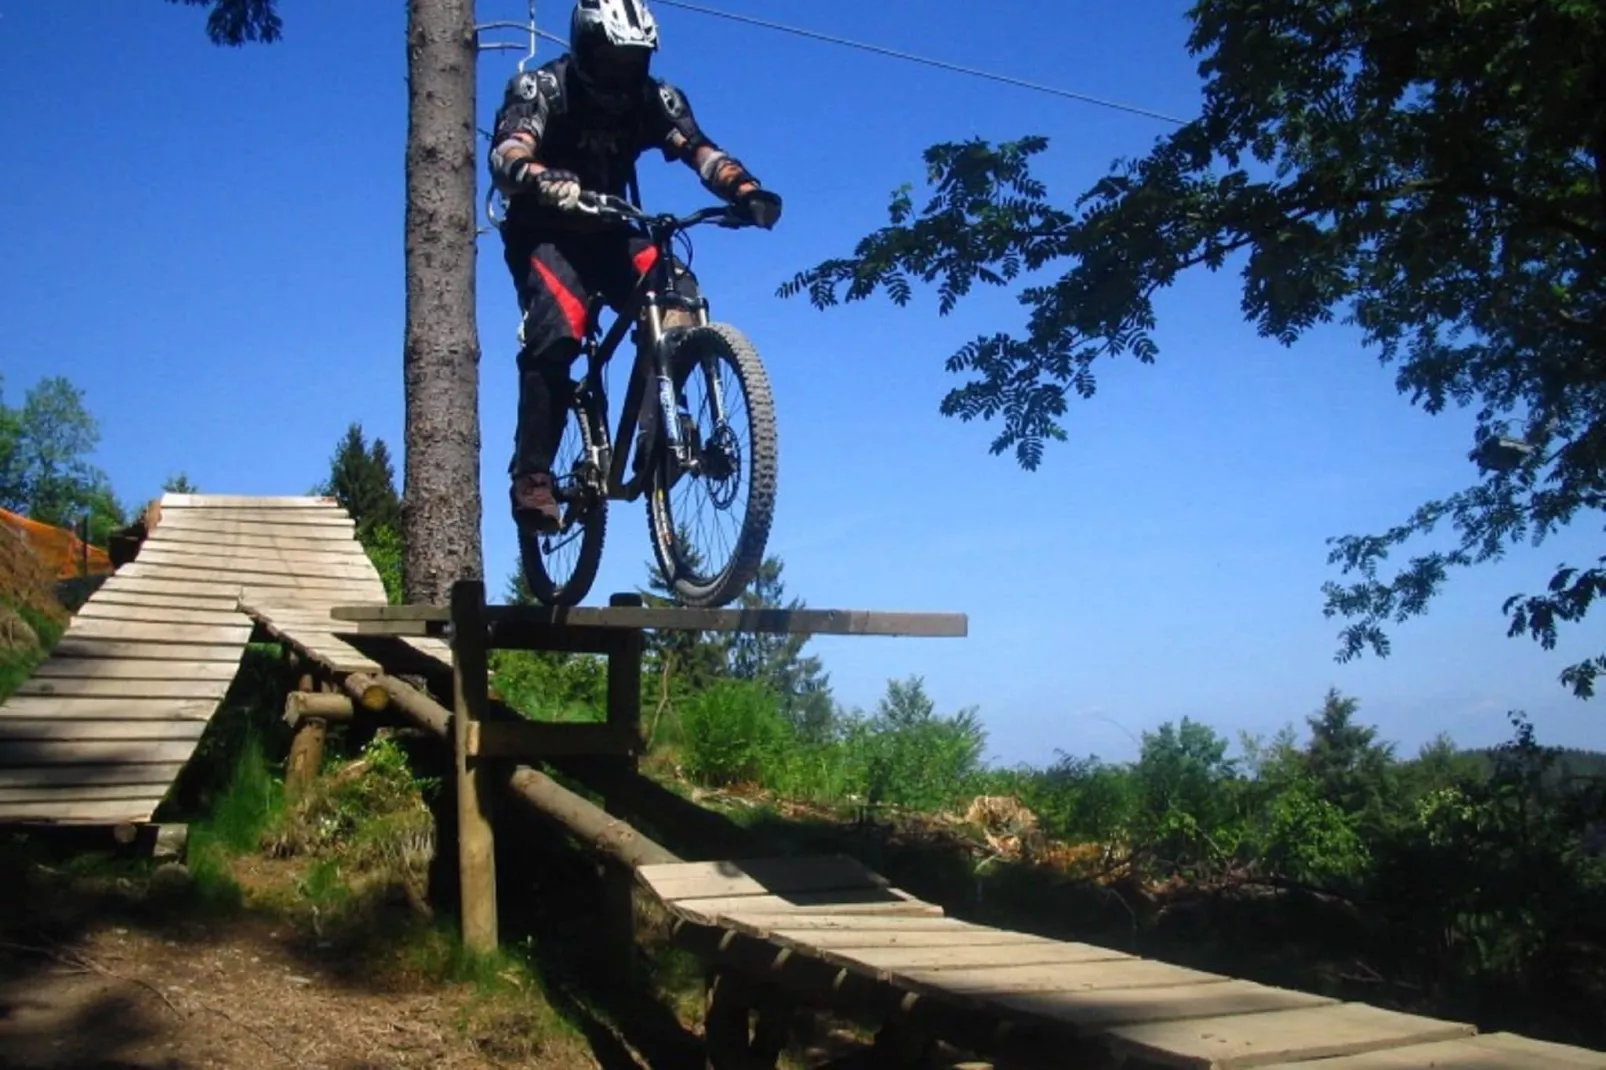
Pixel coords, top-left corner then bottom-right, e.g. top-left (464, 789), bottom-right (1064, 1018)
top-left (283, 689), bottom-right (355, 797)
top-left (451, 579), bottom-right (498, 954)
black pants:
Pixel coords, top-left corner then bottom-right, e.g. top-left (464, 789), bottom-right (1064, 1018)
top-left (505, 227), bottom-right (701, 480)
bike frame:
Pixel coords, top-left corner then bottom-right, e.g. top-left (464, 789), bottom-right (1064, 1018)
top-left (568, 199), bottom-right (736, 504)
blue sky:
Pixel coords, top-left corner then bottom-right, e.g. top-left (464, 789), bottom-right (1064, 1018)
top-left (2, 1), bottom-right (1600, 767)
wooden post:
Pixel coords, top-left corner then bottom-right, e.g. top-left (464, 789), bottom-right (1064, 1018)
top-left (452, 579), bottom-right (498, 953)
top-left (284, 690), bottom-right (354, 797)
top-left (602, 592), bottom-right (645, 980)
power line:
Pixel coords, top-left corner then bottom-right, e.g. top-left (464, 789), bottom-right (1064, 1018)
top-left (652, 0), bottom-right (1188, 125)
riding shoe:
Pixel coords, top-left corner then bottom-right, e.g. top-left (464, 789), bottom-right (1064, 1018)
top-left (511, 473), bottom-right (562, 534)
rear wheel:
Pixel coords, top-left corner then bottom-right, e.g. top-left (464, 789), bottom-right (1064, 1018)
top-left (520, 391), bottom-right (608, 606)
top-left (646, 323), bottom-right (777, 607)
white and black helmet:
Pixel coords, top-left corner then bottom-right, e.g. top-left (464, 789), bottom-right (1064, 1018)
top-left (570, 0), bottom-right (659, 108)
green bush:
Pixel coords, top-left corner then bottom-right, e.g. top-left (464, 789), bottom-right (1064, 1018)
top-left (678, 678), bottom-right (791, 787)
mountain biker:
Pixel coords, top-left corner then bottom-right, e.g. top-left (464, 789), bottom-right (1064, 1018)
top-left (488, 0), bottom-right (784, 535)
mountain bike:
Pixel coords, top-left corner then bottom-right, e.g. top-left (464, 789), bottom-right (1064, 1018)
top-left (517, 191), bottom-right (778, 609)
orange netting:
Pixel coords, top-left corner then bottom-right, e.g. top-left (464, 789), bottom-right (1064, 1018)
top-left (0, 508), bottom-right (114, 581)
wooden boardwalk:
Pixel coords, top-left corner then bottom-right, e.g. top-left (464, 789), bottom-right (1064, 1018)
top-left (0, 493), bottom-right (425, 824)
top-left (8, 491), bottom-right (1597, 1067)
top-left (640, 856), bottom-right (1606, 1068)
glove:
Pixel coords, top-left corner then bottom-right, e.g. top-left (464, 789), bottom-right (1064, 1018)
top-left (530, 167), bottom-right (582, 210)
top-left (736, 187), bottom-right (783, 229)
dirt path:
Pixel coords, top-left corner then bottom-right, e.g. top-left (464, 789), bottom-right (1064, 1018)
top-left (0, 915), bottom-right (582, 1070)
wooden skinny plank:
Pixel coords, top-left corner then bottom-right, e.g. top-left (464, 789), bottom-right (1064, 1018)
top-left (669, 888), bottom-right (943, 924)
top-left (0, 740), bottom-right (200, 765)
top-left (1105, 1003), bottom-right (1476, 1069)
top-left (11, 677), bottom-right (233, 700)
top-left (29, 660), bottom-right (241, 682)
top-left (0, 783), bottom-right (176, 804)
top-left (150, 528), bottom-right (367, 553)
top-left (765, 928), bottom-right (1065, 950)
top-left (0, 697), bottom-right (217, 721)
top-left (62, 619), bottom-right (254, 646)
top-left (49, 639), bottom-right (247, 663)
top-left (73, 603), bottom-right (248, 627)
top-left (140, 540), bottom-right (370, 565)
top-left (333, 602), bottom-right (971, 638)
top-left (899, 958), bottom-right (1226, 996)
top-left (640, 854), bottom-right (892, 901)
top-left (1256, 1034), bottom-right (1606, 1069)
top-left (834, 941), bottom-right (1130, 973)
top-left (714, 913), bottom-right (979, 933)
top-left (0, 797), bottom-right (168, 823)
top-left (94, 576), bottom-right (249, 600)
top-left (154, 510), bottom-right (354, 530)
top-left (159, 494), bottom-right (341, 508)
top-left (0, 763), bottom-right (187, 788)
top-left (134, 549), bottom-right (381, 582)
top-left (991, 980), bottom-right (1336, 1033)
top-left (0, 719), bottom-right (209, 742)
top-left (86, 590), bottom-right (244, 612)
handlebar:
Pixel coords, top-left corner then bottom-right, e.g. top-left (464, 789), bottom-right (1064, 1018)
top-left (571, 190), bottom-right (749, 233)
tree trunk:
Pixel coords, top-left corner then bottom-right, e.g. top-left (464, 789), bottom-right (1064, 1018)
top-left (403, 0), bottom-right (483, 604)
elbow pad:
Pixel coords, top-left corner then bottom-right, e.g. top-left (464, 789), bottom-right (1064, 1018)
top-left (696, 150), bottom-right (758, 201)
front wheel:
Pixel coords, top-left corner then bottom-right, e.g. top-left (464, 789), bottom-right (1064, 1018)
top-left (646, 323), bottom-right (777, 608)
top-left (520, 389), bottom-right (608, 606)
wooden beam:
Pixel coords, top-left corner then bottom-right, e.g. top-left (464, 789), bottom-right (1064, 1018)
top-left (330, 601), bottom-right (969, 638)
top-left (282, 691), bottom-right (355, 728)
top-left (466, 720), bottom-right (638, 759)
top-left (452, 579), bottom-right (498, 954)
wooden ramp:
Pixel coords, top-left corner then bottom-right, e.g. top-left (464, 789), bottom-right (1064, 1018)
top-left (640, 856), bottom-right (1606, 1069)
top-left (0, 493), bottom-right (414, 825)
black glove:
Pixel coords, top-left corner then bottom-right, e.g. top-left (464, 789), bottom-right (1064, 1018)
top-left (530, 167), bottom-right (582, 210)
top-left (736, 187), bottom-right (783, 229)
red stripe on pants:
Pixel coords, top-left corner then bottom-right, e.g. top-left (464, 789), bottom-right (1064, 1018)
top-left (532, 256), bottom-right (587, 339)
top-left (633, 245), bottom-right (660, 277)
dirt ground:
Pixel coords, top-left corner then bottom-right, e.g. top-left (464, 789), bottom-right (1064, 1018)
top-left (0, 846), bottom-right (637, 1070)
top-left (0, 918), bottom-right (541, 1070)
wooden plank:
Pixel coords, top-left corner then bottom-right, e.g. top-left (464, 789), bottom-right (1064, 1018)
top-left (250, 628), bottom-right (380, 673)
top-left (62, 619), bottom-right (254, 646)
top-left (159, 494), bottom-right (341, 509)
top-left (0, 797), bottom-right (168, 823)
top-left (1257, 1034), bottom-right (1606, 1069)
top-left (468, 720), bottom-right (638, 758)
top-left (335, 602), bottom-right (969, 638)
top-left (141, 541), bottom-right (371, 567)
top-left (899, 958), bottom-right (1226, 996)
top-left (86, 589), bottom-right (244, 612)
top-left (0, 719), bottom-right (209, 742)
top-left (11, 677), bottom-right (233, 700)
top-left (834, 941), bottom-right (1130, 973)
top-left (0, 697), bottom-right (217, 720)
top-left (149, 527), bottom-right (366, 554)
top-left (1105, 1003), bottom-right (1475, 1069)
top-left (122, 560), bottom-right (376, 592)
top-left (770, 927), bottom-right (1062, 950)
top-left (96, 576), bottom-right (249, 600)
top-left (0, 763), bottom-right (187, 789)
top-left (154, 510), bottom-right (354, 530)
top-left (50, 639), bottom-right (247, 663)
top-left (29, 659), bottom-right (241, 682)
top-left (668, 888), bottom-right (943, 924)
top-left (74, 603), bottom-right (249, 627)
top-left (990, 980), bottom-right (1336, 1033)
top-left (641, 855), bottom-right (893, 902)
top-left (713, 913), bottom-right (981, 934)
top-left (133, 549), bottom-right (381, 582)
top-left (0, 740), bottom-right (200, 765)
top-left (0, 782), bottom-right (176, 804)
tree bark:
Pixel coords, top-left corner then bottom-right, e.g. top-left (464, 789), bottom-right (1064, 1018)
top-left (403, 0), bottom-right (484, 604)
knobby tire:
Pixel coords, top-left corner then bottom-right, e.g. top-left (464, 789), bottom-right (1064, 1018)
top-left (520, 392), bottom-right (608, 606)
top-left (646, 322), bottom-right (778, 608)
